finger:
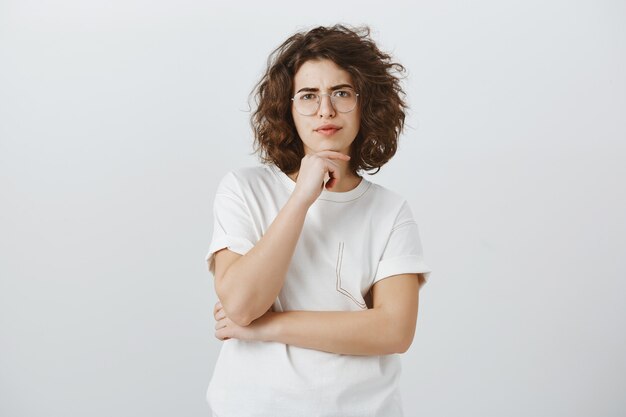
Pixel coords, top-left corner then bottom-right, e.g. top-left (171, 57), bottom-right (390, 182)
top-left (324, 163), bottom-right (341, 189)
top-left (215, 308), bottom-right (226, 320)
top-left (215, 328), bottom-right (231, 341)
top-left (323, 157), bottom-right (341, 170)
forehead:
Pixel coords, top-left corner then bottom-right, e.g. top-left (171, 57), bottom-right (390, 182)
top-left (293, 59), bottom-right (353, 89)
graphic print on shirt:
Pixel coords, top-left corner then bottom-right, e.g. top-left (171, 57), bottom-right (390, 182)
top-left (335, 241), bottom-right (367, 310)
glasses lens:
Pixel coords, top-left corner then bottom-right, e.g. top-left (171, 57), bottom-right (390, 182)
top-left (331, 89), bottom-right (357, 113)
top-left (294, 93), bottom-right (319, 116)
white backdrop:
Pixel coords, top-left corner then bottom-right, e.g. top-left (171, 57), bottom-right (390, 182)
top-left (1, 1), bottom-right (625, 416)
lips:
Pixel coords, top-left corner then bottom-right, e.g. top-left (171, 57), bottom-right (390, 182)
top-left (315, 124), bottom-right (342, 136)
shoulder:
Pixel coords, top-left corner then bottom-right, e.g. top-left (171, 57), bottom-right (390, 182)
top-left (366, 181), bottom-right (404, 203)
top-left (217, 165), bottom-right (272, 187)
top-left (219, 165), bottom-right (267, 181)
top-left (215, 164), bottom-right (281, 198)
top-left (365, 180), bottom-right (413, 214)
top-left (356, 180), bottom-right (420, 230)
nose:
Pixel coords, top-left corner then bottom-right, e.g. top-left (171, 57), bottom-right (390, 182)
top-left (318, 94), bottom-right (336, 118)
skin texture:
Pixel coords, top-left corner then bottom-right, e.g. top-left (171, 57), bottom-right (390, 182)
top-left (211, 58), bottom-right (423, 355)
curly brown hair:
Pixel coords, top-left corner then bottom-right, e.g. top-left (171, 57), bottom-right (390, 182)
top-left (251, 24), bottom-right (408, 175)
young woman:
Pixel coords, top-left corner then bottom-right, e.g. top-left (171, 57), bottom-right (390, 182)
top-left (205, 24), bottom-right (431, 417)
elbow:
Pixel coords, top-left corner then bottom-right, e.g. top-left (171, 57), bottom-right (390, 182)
top-left (222, 304), bottom-right (267, 328)
top-left (378, 328), bottom-right (413, 355)
top-left (228, 304), bottom-right (270, 327)
top-left (379, 310), bottom-right (417, 354)
top-left (214, 278), bottom-right (256, 327)
top-left (393, 328), bottom-right (416, 354)
top-left (395, 336), bottom-right (413, 354)
top-left (215, 294), bottom-right (255, 327)
top-left (228, 311), bottom-right (254, 327)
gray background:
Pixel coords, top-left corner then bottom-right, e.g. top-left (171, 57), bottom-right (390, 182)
top-left (1, 0), bottom-right (625, 416)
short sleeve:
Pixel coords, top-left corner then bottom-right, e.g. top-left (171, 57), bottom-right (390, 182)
top-left (373, 201), bottom-right (432, 288)
top-left (205, 172), bottom-right (258, 276)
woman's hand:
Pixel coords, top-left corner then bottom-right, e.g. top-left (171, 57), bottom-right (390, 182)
top-left (213, 301), bottom-right (277, 342)
top-left (290, 151), bottom-right (351, 207)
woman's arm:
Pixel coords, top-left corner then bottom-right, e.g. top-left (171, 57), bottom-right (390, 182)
top-left (213, 196), bottom-right (308, 327)
top-left (214, 152), bottom-right (350, 327)
top-left (214, 273), bottom-right (424, 356)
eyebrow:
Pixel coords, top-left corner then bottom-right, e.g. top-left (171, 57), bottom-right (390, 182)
top-left (295, 84), bottom-right (354, 94)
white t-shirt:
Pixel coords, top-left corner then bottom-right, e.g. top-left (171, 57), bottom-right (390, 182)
top-left (205, 164), bottom-right (431, 417)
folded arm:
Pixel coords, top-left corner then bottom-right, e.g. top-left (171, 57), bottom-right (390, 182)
top-left (214, 273), bottom-right (425, 356)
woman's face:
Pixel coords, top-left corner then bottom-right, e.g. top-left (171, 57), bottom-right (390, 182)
top-left (291, 59), bottom-right (360, 157)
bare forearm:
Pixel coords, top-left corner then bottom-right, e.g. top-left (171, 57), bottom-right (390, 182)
top-left (263, 309), bottom-right (408, 356)
top-left (217, 196), bottom-right (309, 325)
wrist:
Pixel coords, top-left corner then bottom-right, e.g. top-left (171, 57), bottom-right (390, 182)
top-left (259, 311), bottom-right (282, 342)
top-left (286, 193), bottom-right (312, 213)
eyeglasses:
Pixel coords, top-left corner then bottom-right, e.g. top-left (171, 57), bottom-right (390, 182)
top-left (291, 88), bottom-right (359, 116)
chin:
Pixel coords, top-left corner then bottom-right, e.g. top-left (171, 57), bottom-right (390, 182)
top-left (303, 140), bottom-right (352, 155)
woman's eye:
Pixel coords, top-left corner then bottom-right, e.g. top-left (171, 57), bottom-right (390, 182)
top-left (334, 90), bottom-right (352, 98)
top-left (300, 93), bottom-right (317, 101)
